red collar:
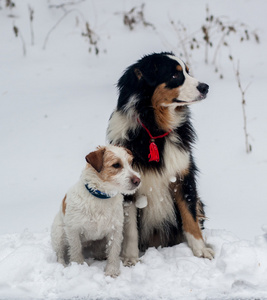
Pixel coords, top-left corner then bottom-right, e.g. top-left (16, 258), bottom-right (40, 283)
top-left (138, 119), bottom-right (172, 162)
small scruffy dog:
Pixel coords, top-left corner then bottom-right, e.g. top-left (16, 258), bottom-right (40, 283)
top-left (51, 145), bottom-right (141, 277)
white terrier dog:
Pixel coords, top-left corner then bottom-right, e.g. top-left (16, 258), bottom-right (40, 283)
top-left (51, 145), bottom-right (141, 277)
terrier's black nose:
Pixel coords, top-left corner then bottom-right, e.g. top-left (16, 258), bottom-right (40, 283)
top-left (197, 83), bottom-right (209, 95)
top-left (131, 176), bottom-right (141, 187)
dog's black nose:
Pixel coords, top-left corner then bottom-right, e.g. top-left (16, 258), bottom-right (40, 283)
top-left (131, 176), bottom-right (141, 187)
top-left (197, 83), bottom-right (209, 95)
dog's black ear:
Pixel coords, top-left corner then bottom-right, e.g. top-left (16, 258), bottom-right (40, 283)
top-left (134, 68), bottom-right (143, 80)
top-left (85, 147), bottom-right (105, 173)
top-left (117, 56), bottom-right (159, 110)
top-left (135, 60), bottom-right (158, 86)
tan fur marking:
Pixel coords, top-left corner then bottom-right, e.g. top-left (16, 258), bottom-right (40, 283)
top-left (152, 83), bottom-right (180, 131)
top-left (62, 195), bottom-right (67, 215)
top-left (128, 156), bottom-right (133, 166)
top-left (178, 199), bottom-right (202, 239)
top-left (176, 65), bottom-right (183, 72)
top-left (99, 150), bottom-right (123, 182)
top-left (124, 148), bottom-right (134, 165)
top-left (124, 148), bottom-right (133, 157)
top-left (174, 187), bottom-right (203, 240)
top-left (181, 167), bottom-right (190, 177)
top-left (86, 147), bottom-right (133, 182)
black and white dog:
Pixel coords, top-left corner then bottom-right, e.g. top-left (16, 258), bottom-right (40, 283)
top-left (107, 52), bottom-right (214, 265)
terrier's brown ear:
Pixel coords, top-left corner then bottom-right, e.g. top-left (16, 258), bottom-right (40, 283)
top-left (124, 148), bottom-right (133, 157)
top-left (85, 147), bottom-right (106, 173)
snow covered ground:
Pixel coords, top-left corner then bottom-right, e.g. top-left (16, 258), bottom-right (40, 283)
top-left (0, 0), bottom-right (267, 299)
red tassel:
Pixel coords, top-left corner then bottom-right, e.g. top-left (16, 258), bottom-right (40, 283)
top-left (137, 119), bottom-right (172, 163)
top-left (148, 141), bottom-right (160, 162)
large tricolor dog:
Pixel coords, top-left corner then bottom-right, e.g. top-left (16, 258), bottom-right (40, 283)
top-left (107, 52), bottom-right (214, 264)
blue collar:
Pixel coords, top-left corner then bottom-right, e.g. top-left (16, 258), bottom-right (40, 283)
top-left (85, 184), bottom-right (111, 199)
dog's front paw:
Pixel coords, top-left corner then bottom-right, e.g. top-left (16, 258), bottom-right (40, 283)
top-left (192, 246), bottom-right (215, 260)
top-left (70, 254), bottom-right (84, 265)
top-left (122, 257), bottom-right (139, 267)
top-left (105, 264), bottom-right (120, 278)
top-left (185, 233), bottom-right (215, 260)
top-left (57, 257), bottom-right (67, 267)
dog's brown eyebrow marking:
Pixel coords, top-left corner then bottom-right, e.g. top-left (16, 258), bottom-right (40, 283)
top-left (62, 195), bottom-right (67, 215)
top-left (176, 65), bottom-right (183, 72)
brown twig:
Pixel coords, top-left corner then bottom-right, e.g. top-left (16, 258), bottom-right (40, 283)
top-left (48, 0), bottom-right (86, 10)
top-left (28, 5), bottom-right (34, 46)
top-left (234, 61), bottom-right (252, 153)
top-left (170, 20), bottom-right (192, 67)
top-left (13, 24), bottom-right (26, 56)
top-left (43, 9), bottom-right (84, 50)
top-left (116, 4), bottom-right (155, 31)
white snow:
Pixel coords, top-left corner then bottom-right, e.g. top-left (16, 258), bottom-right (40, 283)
top-left (0, 229), bottom-right (267, 299)
top-left (1, 0), bottom-right (267, 299)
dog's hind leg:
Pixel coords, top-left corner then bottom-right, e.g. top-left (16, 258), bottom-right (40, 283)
top-left (51, 212), bottom-right (68, 266)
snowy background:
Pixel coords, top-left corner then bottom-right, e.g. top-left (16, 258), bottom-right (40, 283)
top-left (0, 0), bottom-right (267, 299)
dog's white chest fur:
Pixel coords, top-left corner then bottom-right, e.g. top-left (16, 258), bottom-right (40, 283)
top-left (107, 116), bottom-right (191, 239)
top-left (63, 182), bottom-right (124, 241)
top-left (137, 139), bottom-right (190, 239)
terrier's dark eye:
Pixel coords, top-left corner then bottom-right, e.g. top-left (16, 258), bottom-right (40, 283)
top-left (112, 163), bottom-right (121, 169)
top-left (172, 73), bottom-right (179, 79)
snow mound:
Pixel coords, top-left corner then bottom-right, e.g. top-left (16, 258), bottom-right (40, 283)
top-left (0, 229), bottom-right (267, 300)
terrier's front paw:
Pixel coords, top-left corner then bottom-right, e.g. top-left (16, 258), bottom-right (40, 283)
top-left (57, 257), bottom-right (67, 267)
top-left (105, 264), bottom-right (120, 278)
top-left (70, 254), bottom-right (84, 265)
top-left (122, 257), bottom-right (139, 267)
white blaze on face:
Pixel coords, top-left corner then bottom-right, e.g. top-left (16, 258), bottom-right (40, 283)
top-left (108, 146), bottom-right (141, 195)
top-left (167, 55), bottom-right (201, 102)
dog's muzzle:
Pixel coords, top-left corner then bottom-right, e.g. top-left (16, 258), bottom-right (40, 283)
top-left (131, 175), bottom-right (141, 187)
